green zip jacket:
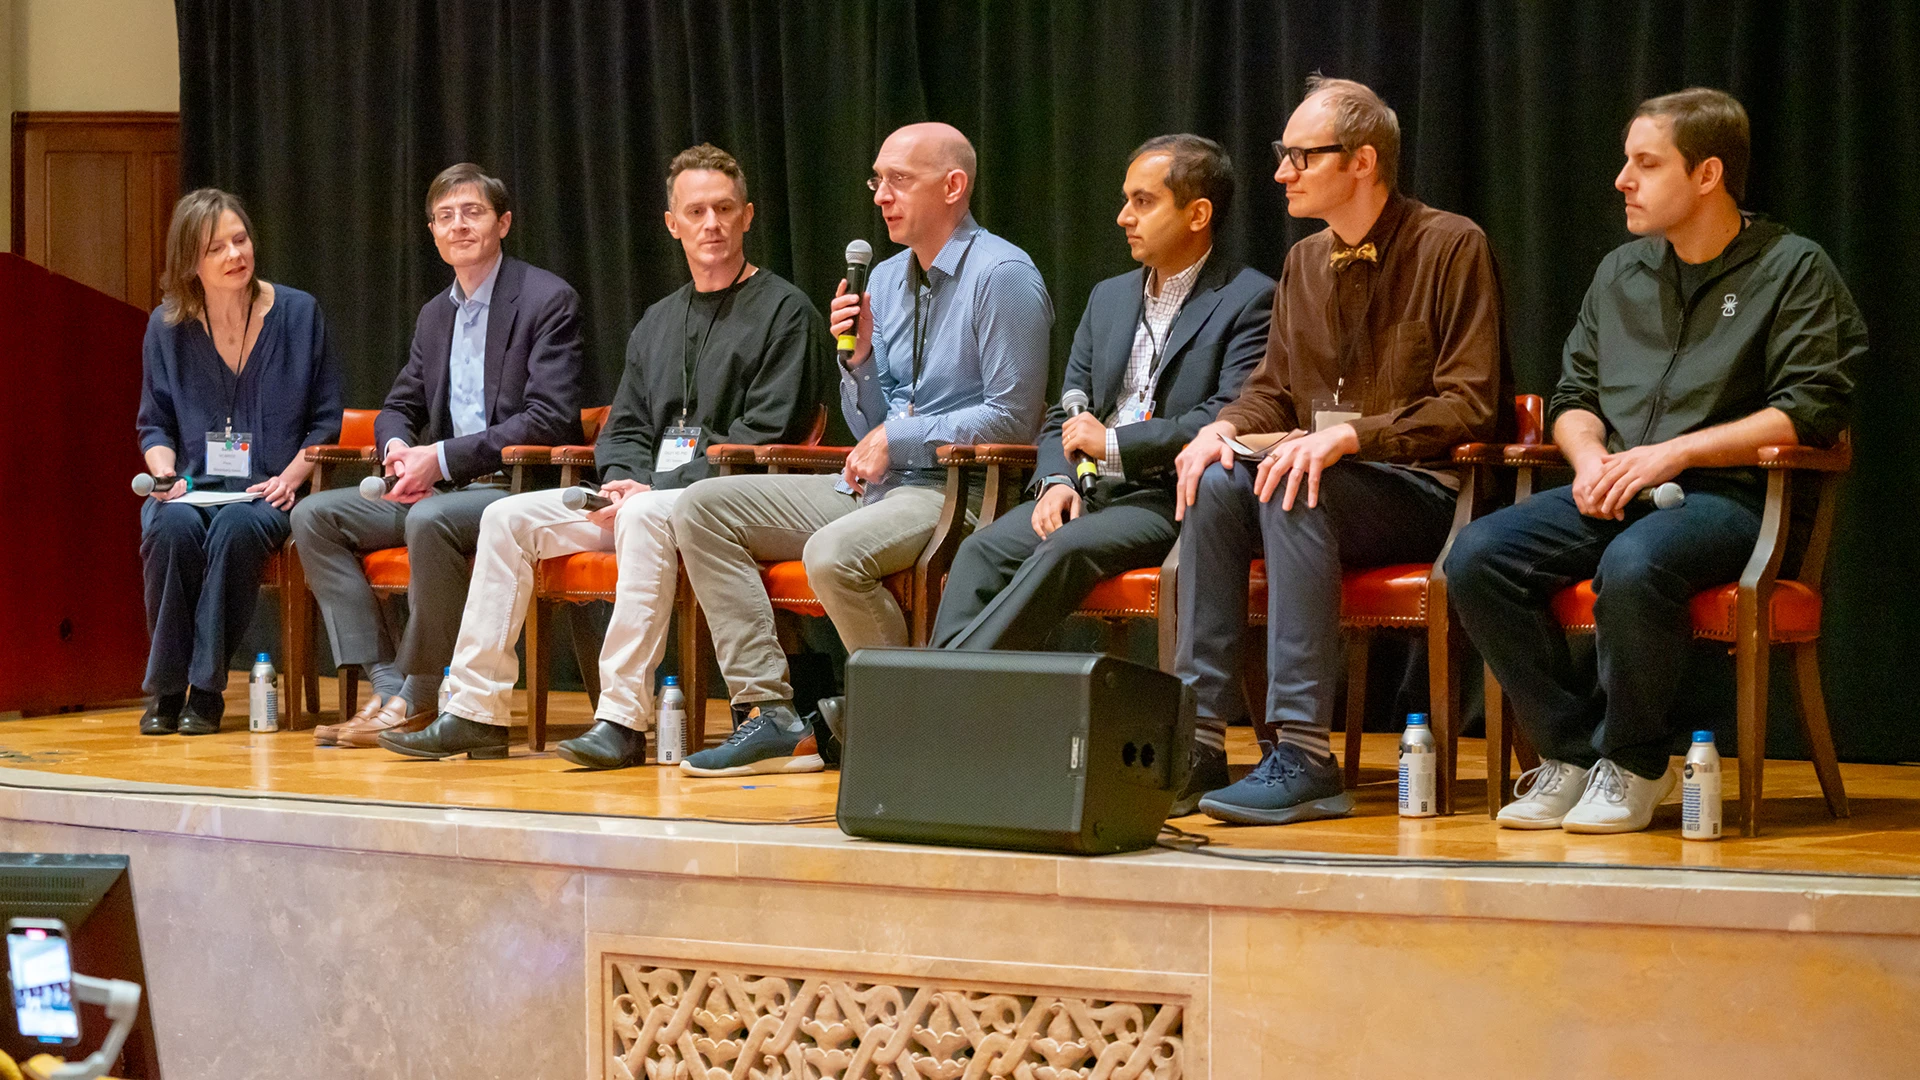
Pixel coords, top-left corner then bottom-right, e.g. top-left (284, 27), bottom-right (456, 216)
top-left (1550, 218), bottom-right (1866, 456)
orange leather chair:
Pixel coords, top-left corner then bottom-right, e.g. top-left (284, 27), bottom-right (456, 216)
top-left (302, 406), bottom-right (609, 724)
top-left (1481, 430), bottom-right (1851, 836)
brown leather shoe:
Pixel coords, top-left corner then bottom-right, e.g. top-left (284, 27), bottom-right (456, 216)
top-left (316, 694), bottom-right (387, 746)
top-left (337, 698), bottom-right (436, 748)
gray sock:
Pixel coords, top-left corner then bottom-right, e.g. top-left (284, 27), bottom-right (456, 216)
top-left (1195, 716), bottom-right (1227, 752)
top-left (754, 699), bottom-right (805, 733)
top-left (400, 674), bottom-right (442, 714)
top-left (366, 662), bottom-right (405, 701)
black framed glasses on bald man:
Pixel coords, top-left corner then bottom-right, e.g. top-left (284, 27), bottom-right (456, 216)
top-left (1272, 141), bottom-right (1346, 171)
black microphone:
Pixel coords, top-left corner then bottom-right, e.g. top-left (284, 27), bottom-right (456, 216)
top-left (838, 239), bottom-right (874, 367)
top-left (1637, 482), bottom-right (1685, 510)
top-left (132, 473), bottom-right (192, 497)
top-left (561, 485), bottom-right (611, 512)
top-left (359, 473), bottom-right (401, 501)
top-left (1060, 388), bottom-right (1100, 498)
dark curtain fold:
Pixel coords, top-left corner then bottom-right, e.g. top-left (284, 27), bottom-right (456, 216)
top-left (177, 0), bottom-right (1920, 761)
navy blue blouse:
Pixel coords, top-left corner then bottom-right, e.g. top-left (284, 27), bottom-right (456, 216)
top-left (136, 285), bottom-right (343, 491)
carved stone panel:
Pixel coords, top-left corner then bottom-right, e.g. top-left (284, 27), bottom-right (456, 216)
top-left (605, 959), bottom-right (1185, 1079)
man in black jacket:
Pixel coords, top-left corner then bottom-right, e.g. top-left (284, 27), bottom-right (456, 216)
top-left (929, 135), bottom-right (1271, 802)
top-left (378, 145), bottom-right (829, 767)
top-left (1446, 89), bottom-right (1866, 834)
top-left (295, 163), bottom-right (584, 745)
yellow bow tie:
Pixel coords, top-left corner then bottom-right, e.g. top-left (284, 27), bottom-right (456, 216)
top-left (1329, 242), bottom-right (1378, 271)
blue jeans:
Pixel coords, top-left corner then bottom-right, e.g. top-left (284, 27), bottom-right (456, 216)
top-left (140, 497), bottom-right (291, 695)
top-left (1177, 460), bottom-right (1456, 750)
top-left (1443, 480), bottom-right (1762, 779)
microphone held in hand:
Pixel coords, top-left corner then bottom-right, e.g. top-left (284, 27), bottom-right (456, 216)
top-left (561, 485), bottom-right (611, 513)
top-left (838, 239), bottom-right (874, 366)
top-left (1060, 388), bottom-right (1100, 499)
top-left (132, 472), bottom-right (192, 497)
top-left (1637, 482), bottom-right (1685, 510)
top-left (359, 473), bottom-right (401, 501)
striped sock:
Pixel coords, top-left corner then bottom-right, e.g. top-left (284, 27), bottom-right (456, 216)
top-left (1276, 721), bottom-right (1335, 765)
top-left (1194, 716), bottom-right (1227, 752)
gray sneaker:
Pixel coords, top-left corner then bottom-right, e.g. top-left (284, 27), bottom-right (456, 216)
top-left (678, 704), bottom-right (823, 776)
top-left (1197, 742), bottom-right (1354, 825)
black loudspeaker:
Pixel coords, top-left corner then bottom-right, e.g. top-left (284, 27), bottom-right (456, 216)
top-left (836, 649), bottom-right (1195, 855)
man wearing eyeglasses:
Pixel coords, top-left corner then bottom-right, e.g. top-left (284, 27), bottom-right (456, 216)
top-left (674, 121), bottom-right (1052, 776)
top-left (1170, 77), bottom-right (1507, 823)
top-left (293, 163), bottom-right (584, 745)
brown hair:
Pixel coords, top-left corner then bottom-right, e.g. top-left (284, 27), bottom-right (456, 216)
top-left (424, 162), bottom-right (510, 222)
top-left (159, 188), bottom-right (261, 327)
top-left (1303, 74), bottom-right (1401, 192)
top-left (1130, 133), bottom-right (1236, 226)
top-left (1631, 88), bottom-right (1751, 205)
top-left (665, 143), bottom-right (749, 207)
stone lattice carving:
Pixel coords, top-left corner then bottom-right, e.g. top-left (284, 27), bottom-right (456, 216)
top-left (606, 960), bottom-right (1184, 1079)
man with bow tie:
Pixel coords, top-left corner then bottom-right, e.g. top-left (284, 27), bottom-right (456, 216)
top-left (1169, 76), bottom-right (1508, 824)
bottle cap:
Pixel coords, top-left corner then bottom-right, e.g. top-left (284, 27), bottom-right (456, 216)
top-left (1406, 713), bottom-right (1428, 726)
top-left (1692, 730), bottom-right (1715, 743)
top-left (443, 666), bottom-right (452, 676)
top-left (256, 652), bottom-right (270, 662)
top-left (664, 676), bottom-right (679, 687)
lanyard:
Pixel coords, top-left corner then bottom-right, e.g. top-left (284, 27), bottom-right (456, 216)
top-left (681, 260), bottom-right (749, 424)
top-left (1134, 266), bottom-right (1196, 400)
top-left (204, 291), bottom-right (257, 435)
top-left (905, 233), bottom-right (979, 414)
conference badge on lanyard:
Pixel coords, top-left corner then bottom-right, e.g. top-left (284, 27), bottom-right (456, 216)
top-left (1115, 392), bottom-right (1153, 427)
top-left (1311, 378), bottom-right (1362, 434)
top-left (656, 426), bottom-right (702, 473)
top-left (205, 430), bottom-right (253, 478)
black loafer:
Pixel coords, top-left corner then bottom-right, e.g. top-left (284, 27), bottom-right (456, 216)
top-left (1169, 743), bottom-right (1230, 818)
top-left (140, 693), bottom-right (185, 736)
top-left (555, 720), bottom-right (648, 770)
top-left (179, 688), bottom-right (225, 736)
top-left (378, 713), bottom-right (509, 760)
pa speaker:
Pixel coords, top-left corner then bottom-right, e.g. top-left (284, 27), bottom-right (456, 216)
top-left (836, 649), bottom-right (1195, 855)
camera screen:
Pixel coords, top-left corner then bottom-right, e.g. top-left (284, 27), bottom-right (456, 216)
top-left (8, 928), bottom-right (79, 1042)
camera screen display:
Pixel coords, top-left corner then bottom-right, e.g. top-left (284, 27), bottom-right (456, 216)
top-left (8, 928), bottom-right (79, 1042)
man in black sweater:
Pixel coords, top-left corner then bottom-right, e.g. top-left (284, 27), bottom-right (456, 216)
top-left (380, 144), bottom-right (830, 767)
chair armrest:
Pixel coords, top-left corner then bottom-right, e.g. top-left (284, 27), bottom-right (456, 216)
top-left (1755, 443), bottom-right (1851, 472)
top-left (939, 443), bottom-right (1038, 468)
top-left (549, 445), bottom-right (597, 468)
top-left (303, 445), bottom-right (376, 464)
top-left (1500, 445), bottom-right (1570, 467)
top-left (499, 445), bottom-right (553, 466)
top-left (705, 444), bottom-right (761, 467)
top-left (757, 445), bottom-right (852, 469)
top-left (1451, 443), bottom-right (1510, 466)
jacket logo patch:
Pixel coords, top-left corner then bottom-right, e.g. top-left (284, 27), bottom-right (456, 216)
top-left (1721, 293), bottom-right (1739, 317)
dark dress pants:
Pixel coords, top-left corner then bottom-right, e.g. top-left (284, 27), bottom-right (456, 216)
top-left (140, 497), bottom-right (291, 695)
top-left (932, 482), bottom-right (1180, 650)
top-left (289, 484), bottom-right (508, 676)
top-left (1444, 481), bottom-right (1763, 779)
top-left (1176, 460), bottom-right (1456, 742)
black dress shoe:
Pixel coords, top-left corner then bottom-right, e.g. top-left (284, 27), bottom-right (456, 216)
top-left (140, 693), bottom-right (185, 736)
top-left (555, 720), bottom-right (648, 770)
top-left (813, 696), bottom-right (846, 767)
top-left (378, 713), bottom-right (509, 760)
top-left (1169, 743), bottom-right (1230, 818)
top-left (179, 688), bottom-right (226, 736)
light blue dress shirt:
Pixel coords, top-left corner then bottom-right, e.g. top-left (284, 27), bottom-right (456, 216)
top-left (840, 214), bottom-right (1053, 499)
top-left (435, 253), bottom-right (501, 480)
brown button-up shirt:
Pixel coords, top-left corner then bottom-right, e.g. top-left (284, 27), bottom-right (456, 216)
top-left (1218, 193), bottom-right (1506, 463)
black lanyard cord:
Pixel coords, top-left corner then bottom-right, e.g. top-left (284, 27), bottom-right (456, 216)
top-left (681, 260), bottom-right (750, 424)
top-left (906, 233), bottom-right (980, 414)
top-left (204, 290), bottom-right (258, 434)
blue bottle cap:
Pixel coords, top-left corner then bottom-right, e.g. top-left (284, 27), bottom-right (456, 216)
top-left (443, 666), bottom-right (451, 676)
top-left (256, 652), bottom-right (270, 662)
top-left (1692, 730), bottom-right (1715, 743)
top-left (664, 676), bottom-right (679, 687)
top-left (1406, 713), bottom-right (1429, 726)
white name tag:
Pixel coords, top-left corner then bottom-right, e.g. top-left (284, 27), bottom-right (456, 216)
top-left (1114, 394), bottom-right (1152, 427)
top-left (656, 426), bottom-right (701, 473)
top-left (1312, 408), bottom-right (1362, 434)
top-left (205, 431), bottom-right (253, 478)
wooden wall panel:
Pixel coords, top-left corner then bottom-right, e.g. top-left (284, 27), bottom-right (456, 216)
top-left (11, 112), bottom-right (180, 310)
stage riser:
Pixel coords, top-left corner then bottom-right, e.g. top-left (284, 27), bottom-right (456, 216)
top-left (4, 815), bottom-right (1919, 1079)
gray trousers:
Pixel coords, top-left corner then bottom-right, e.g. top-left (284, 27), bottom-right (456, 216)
top-left (289, 484), bottom-right (509, 675)
top-left (672, 474), bottom-right (945, 705)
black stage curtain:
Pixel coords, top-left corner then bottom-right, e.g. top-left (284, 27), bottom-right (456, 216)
top-left (177, 1), bottom-right (1920, 762)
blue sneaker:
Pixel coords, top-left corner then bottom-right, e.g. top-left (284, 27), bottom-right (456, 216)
top-left (679, 704), bottom-right (823, 776)
top-left (1197, 743), bottom-right (1355, 825)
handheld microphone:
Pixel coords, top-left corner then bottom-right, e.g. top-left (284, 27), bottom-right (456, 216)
top-left (1060, 388), bottom-right (1100, 498)
top-left (561, 485), bottom-right (611, 512)
top-left (132, 473), bottom-right (191, 497)
top-left (1637, 482), bottom-right (1685, 510)
top-left (838, 239), bottom-right (874, 366)
top-left (359, 473), bottom-right (401, 501)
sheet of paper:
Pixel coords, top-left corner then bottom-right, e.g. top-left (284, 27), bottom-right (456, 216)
top-left (1222, 429), bottom-right (1308, 461)
top-left (174, 490), bottom-right (264, 507)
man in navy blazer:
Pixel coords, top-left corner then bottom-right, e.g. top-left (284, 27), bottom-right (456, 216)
top-left (292, 163), bottom-right (583, 742)
top-left (931, 137), bottom-right (1271, 752)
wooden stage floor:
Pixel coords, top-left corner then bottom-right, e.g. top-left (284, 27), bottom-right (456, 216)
top-left (3, 684), bottom-right (1917, 879)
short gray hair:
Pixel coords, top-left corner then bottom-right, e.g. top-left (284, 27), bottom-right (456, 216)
top-left (1303, 74), bottom-right (1401, 192)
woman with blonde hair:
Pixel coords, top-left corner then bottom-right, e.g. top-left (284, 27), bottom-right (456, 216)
top-left (135, 188), bottom-right (341, 735)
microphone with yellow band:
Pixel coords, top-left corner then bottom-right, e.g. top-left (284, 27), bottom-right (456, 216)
top-left (838, 239), bottom-right (874, 365)
top-left (1060, 388), bottom-right (1100, 498)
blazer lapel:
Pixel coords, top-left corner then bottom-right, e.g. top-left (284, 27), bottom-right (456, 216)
top-left (423, 296), bottom-right (456, 439)
top-left (483, 257), bottom-right (523, 422)
top-left (1094, 269), bottom-right (1147, 411)
top-left (1154, 258), bottom-right (1232, 382)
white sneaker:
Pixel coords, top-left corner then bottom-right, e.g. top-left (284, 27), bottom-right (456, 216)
top-left (1495, 760), bottom-right (1591, 829)
top-left (1561, 759), bottom-right (1679, 834)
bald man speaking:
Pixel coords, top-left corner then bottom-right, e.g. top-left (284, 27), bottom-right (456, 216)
top-left (675, 122), bottom-right (1053, 775)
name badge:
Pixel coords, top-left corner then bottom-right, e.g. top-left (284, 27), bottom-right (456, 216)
top-left (656, 426), bottom-right (701, 473)
top-left (1309, 396), bottom-right (1361, 434)
top-left (205, 431), bottom-right (253, 478)
top-left (1114, 394), bottom-right (1153, 427)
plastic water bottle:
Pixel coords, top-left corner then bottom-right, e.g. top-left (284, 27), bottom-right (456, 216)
top-left (248, 653), bottom-right (279, 732)
top-left (1398, 713), bottom-right (1437, 817)
top-left (656, 677), bottom-right (686, 765)
top-left (1682, 730), bottom-right (1723, 840)
top-left (438, 666), bottom-right (453, 715)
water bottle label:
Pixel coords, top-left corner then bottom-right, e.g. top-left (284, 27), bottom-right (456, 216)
top-left (1682, 776), bottom-right (1722, 839)
top-left (1398, 755), bottom-right (1437, 816)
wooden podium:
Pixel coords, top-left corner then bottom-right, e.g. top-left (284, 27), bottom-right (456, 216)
top-left (0, 253), bottom-right (149, 713)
